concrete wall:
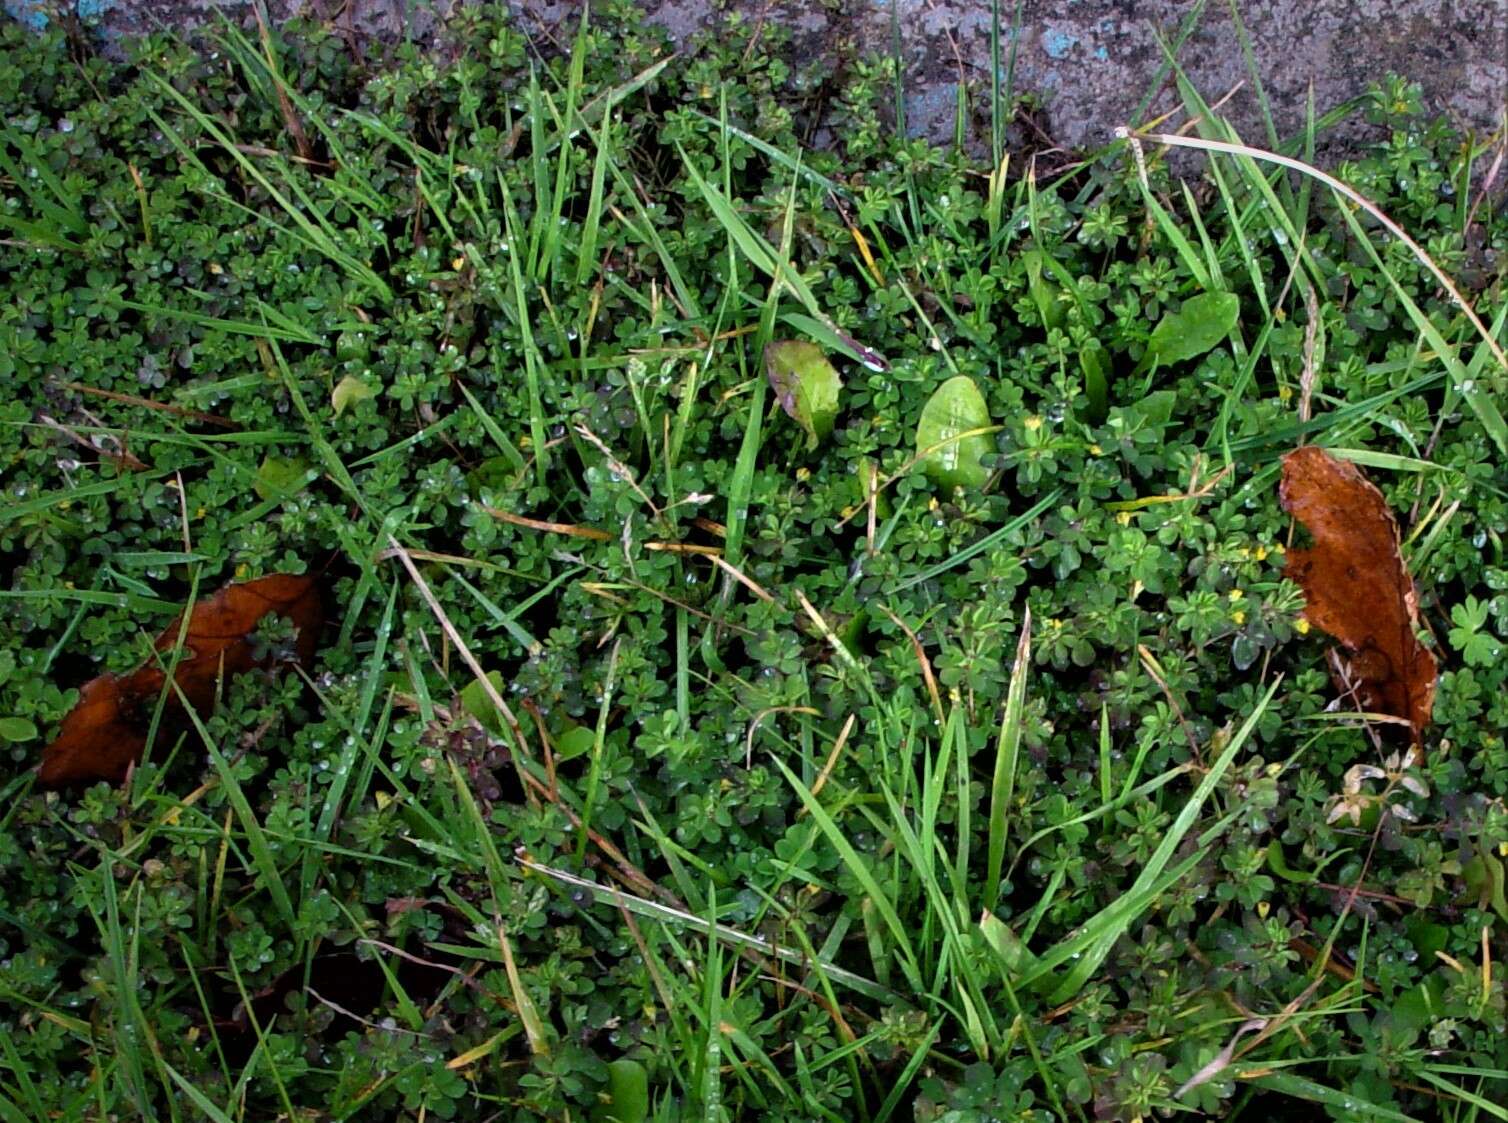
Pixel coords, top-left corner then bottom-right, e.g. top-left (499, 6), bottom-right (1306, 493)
top-left (8, 0), bottom-right (1506, 160)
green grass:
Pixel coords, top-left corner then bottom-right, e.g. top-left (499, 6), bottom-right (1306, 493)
top-left (1, 4), bottom-right (1507, 1121)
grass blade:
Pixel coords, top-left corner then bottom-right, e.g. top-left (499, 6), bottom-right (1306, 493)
top-left (985, 609), bottom-right (1031, 913)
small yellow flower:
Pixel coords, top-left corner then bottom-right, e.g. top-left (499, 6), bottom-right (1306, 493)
top-left (795, 466), bottom-right (811, 482)
top-left (1231, 610), bottom-right (1246, 626)
top-left (452, 255), bottom-right (467, 271)
top-left (1296, 617), bottom-right (1311, 635)
top-left (1116, 510), bottom-right (1132, 526)
top-left (1253, 545), bottom-right (1268, 561)
top-left (1024, 415), bottom-right (1042, 431)
top-left (1088, 443), bottom-right (1103, 455)
top-left (1228, 588), bottom-right (1244, 602)
top-left (1278, 384), bottom-right (1293, 401)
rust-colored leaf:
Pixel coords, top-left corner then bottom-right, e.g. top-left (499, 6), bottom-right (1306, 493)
top-left (38, 574), bottom-right (321, 787)
top-left (1279, 446), bottom-right (1437, 740)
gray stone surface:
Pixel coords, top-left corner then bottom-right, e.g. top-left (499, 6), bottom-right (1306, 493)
top-left (618, 0), bottom-right (1507, 158)
top-left (8, 0), bottom-right (1506, 160)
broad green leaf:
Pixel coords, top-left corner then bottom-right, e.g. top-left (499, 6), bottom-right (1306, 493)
top-left (979, 909), bottom-right (1039, 976)
top-left (1080, 340), bottom-right (1109, 420)
top-left (1145, 291), bottom-right (1239, 367)
top-left (331, 374), bottom-right (375, 416)
top-left (467, 455), bottom-right (518, 498)
top-left (0, 717), bottom-right (37, 742)
top-left (1023, 249), bottom-right (1065, 330)
top-left (1264, 844), bottom-right (1315, 884)
top-left (253, 455), bottom-right (311, 501)
top-left (1122, 389), bottom-right (1177, 429)
top-left (590, 1058), bottom-right (649, 1123)
top-left (553, 723), bottom-right (597, 762)
top-left (1404, 915), bottom-right (1450, 962)
top-left (460, 671), bottom-right (508, 735)
top-left (765, 340), bottom-right (841, 450)
top-left (1462, 853), bottom-right (1508, 924)
top-left (916, 376), bottom-right (995, 490)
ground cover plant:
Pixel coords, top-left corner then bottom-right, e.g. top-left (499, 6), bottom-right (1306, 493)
top-left (2, 3), bottom-right (1507, 1119)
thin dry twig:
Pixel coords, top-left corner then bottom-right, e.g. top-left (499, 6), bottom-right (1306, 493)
top-left (575, 424), bottom-right (660, 515)
top-left (1463, 119), bottom-right (1506, 236)
top-left (710, 554), bottom-right (776, 603)
top-left (1137, 644), bottom-right (1205, 768)
top-left (745, 706), bottom-right (820, 769)
top-left (877, 604), bottom-right (944, 724)
top-left (1232, 801), bottom-right (1393, 1069)
top-left (1298, 278), bottom-right (1322, 425)
top-left (36, 413), bottom-right (148, 472)
top-left (253, 0), bottom-right (314, 164)
top-left (309, 988), bottom-right (432, 1036)
top-left (385, 537), bottom-right (532, 795)
top-left (56, 380), bottom-right (239, 429)
top-left (833, 425), bottom-right (1004, 530)
top-left (807, 713), bottom-right (857, 805)
top-left (483, 506), bottom-right (614, 540)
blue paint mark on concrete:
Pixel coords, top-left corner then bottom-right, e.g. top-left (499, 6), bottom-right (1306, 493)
top-left (1094, 45), bottom-right (1108, 60)
top-left (1043, 29), bottom-right (1077, 60)
top-left (4, 0), bottom-right (48, 29)
top-left (904, 81), bottom-right (959, 139)
top-left (4, 0), bottom-right (115, 27)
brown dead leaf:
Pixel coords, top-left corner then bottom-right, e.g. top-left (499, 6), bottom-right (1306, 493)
top-left (38, 574), bottom-right (321, 787)
top-left (1279, 446), bottom-right (1437, 740)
